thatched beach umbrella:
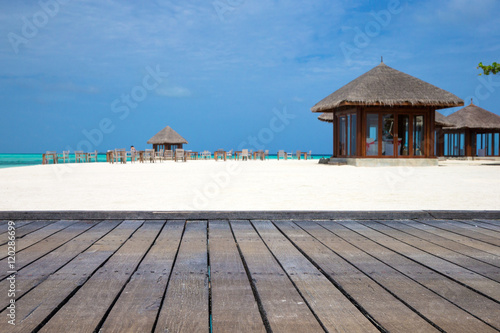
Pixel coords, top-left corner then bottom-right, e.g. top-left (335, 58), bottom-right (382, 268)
top-left (147, 126), bottom-right (188, 151)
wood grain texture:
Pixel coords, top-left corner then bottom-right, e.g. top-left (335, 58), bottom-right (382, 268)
top-left (231, 220), bottom-right (325, 333)
top-left (100, 221), bottom-right (184, 333)
top-left (257, 220), bottom-right (379, 333)
top-left (0, 220), bottom-right (76, 260)
top-left (385, 220), bottom-right (500, 268)
top-left (364, 220), bottom-right (500, 283)
top-left (39, 221), bottom-right (162, 333)
top-left (154, 221), bottom-right (209, 333)
top-left (277, 220), bottom-right (438, 333)
top-left (3, 220), bottom-right (143, 333)
top-left (325, 220), bottom-right (500, 331)
top-left (0, 220), bottom-right (120, 309)
top-left (209, 220), bottom-right (266, 333)
top-left (342, 220), bottom-right (500, 302)
top-left (0, 220), bottom-right (95, 280)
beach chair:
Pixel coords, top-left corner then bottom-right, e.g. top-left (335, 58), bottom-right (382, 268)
top-left (87, 150), bottom-right (98, 162)
top-left (241, 149), bottom-right (249, 161)
top-left (155, 149), bottom-right (164, 162)
top-left (144, 149), bottom-right (155, 163)
top-left (296, 150), bottom-right (301, 160)
top-left (114, 149), bottom-right (127, 163)
top-left (164, 150), bottom-right (174, 161)
top-left (58, 150), bottom-right (70, 163)
top-left (75, 151), bottom-right (87, 163)
top-left (264, 150), bottom-right (269, 160)
top-left (227, 149), bottom-right (233, 159)
top-left (175, 149), bottom-right (186, 162)
top-left (287, 152), bottom-right (294, 160)
top-left (277, 150), bottom-right (285, 161)
top-left (307, 150), bottom-right (312, 160)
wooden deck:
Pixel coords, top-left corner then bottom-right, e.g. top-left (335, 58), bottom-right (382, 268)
top-left (1, 218), bottom-right (500, 332)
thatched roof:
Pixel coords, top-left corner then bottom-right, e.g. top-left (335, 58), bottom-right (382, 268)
top-left (147, 126), bottom-right (188, 145)
top-left (445, 103), bottom-right (500, 129)
top-left (318, 111), bottom-right (456, 128)
top-left (435, 111), bottom-right (455, 128)
top-left (318, 112), bottom-right (333, 123)
top-left (311, 62), bottom-right (463, 113)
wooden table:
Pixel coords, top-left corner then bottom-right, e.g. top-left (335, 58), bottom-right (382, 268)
top-left (186, 151), bottom-right (198, 160)
top-left (297, 152), bottom-right (308, 160)
top-left (42, 152), bottom-right (58, 164)
top-left (214, 151), bottom-right (227, 161)
top-left (253, 151), bottom-right (265, 160)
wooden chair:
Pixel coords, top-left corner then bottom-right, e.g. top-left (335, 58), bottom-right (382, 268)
top-left (277, 150), bottom-right (286, 161)
top-left (144, 149), bottom-right (155, 163)
top-left (58, 150), bottom-right (70, 163)
top-left (114, 149), bottom-right (127, 163)
top-left (227, 149), bottom-right (233, 159)
top-left (155, 149), bottom-right (164, 162)
top-left (87, 150), bottom-right (98, 162)
top-left (264, 150), bottom-right (269, 160)
top-left (287, 152), bottom-right (294, 160)
top-left (75, 151), bottom-right (87, 163)
top-left (241, 149), bottom-right (249, 161)
top-left (175, 149), bottom-right (186, 162)
top-left (164, 150), bottom-right (174, 161)
top-left (296, 150), bottom-right (301, 160)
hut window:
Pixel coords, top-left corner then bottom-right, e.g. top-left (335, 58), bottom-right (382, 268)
top-left (413, 115), bottom-right (425, 156)
top-left (398, 115), bottom-right (409, 156)
top-left (382, 114), bottom-right (394, 156)
top-left (366, 114), bottom-right (379, 156)
top-left (339, 116), bottom-right (347, 156)
top-left (350, 114), bottom-right (357, 156)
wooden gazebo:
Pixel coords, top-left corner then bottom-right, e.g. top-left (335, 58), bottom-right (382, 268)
top-left (147, 126), bottom-right (188, 152)
top-left (311, 62), bottom-right (463, 166)
top-left (440, 102), bottom-right (500, 157)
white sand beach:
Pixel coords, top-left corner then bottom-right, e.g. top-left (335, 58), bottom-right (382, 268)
top-left (0, 160), bottom-right (499, 211)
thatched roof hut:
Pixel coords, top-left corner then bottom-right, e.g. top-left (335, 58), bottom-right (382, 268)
top-left (147, 126), bottom-right (188, 151)
top-left (444, 103), bottom-right (500, 129)
top-left (311, 62), bottom-right (463, 165)
top-left (311, 62), bottom-right (463, 113)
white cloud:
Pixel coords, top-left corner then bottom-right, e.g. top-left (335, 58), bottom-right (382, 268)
top-left (156, 86), bottom-right (192, 98)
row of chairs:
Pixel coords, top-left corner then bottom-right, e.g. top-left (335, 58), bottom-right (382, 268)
top-left (43, 151), bottom-right (98, 164)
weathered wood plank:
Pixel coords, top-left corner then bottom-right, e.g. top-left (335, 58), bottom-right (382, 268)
top-left (418, 220), bottom-right (500, 247)
top-left (324, 220), bottom-right (500, 331)
top-left (209, 220), bottom-right (266, 333)
top-left (388, 220), bottom-right (500, 268)
top-left (2, 220), bottom-right (143, 333)
top-left (39, 221), bottom-right (162, 333)
top-left (154, 221), bottom-right (209, 333)
top-left (460, 220), bottom-right (500, 233)
top-left (406, 220), bottom-right (500, 257)
top-left (0, 220), bottom-right (45, 240)
top-left (0, 220), bottom-right (120, 310)
top-left (276, 220), bottom-right (439, 333)
top-left (100, 221), bottom-right (184, 333)
top-left (0, 220), bottom-right (76, 260)
top-left (0, 221), bottom-right (96, 281)
top-left (256, 220), bottom-right (378, 333)
top-left (342, 220), bottom-right (500, 302)
top-left (364, 220), bottom-right (500, 283)
top-left (231, 220), bottom-right (332, 333)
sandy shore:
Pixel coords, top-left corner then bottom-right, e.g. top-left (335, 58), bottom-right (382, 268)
top-left (0, 160), bottom-right (499, 211)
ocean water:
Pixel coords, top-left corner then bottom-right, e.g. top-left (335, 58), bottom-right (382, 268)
top-left (0, 153), bottom-right (329, 169)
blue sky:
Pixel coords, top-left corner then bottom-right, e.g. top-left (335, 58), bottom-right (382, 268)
top-left (1, 0), bottom-right (499, 154)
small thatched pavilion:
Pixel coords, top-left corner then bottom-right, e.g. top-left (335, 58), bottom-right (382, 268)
top-left (147, 126), bottom-right (188, 152)
top-left (311, 62), bottom-right (463, 166)
top-left (440, 102), bottom-right (500, 157)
